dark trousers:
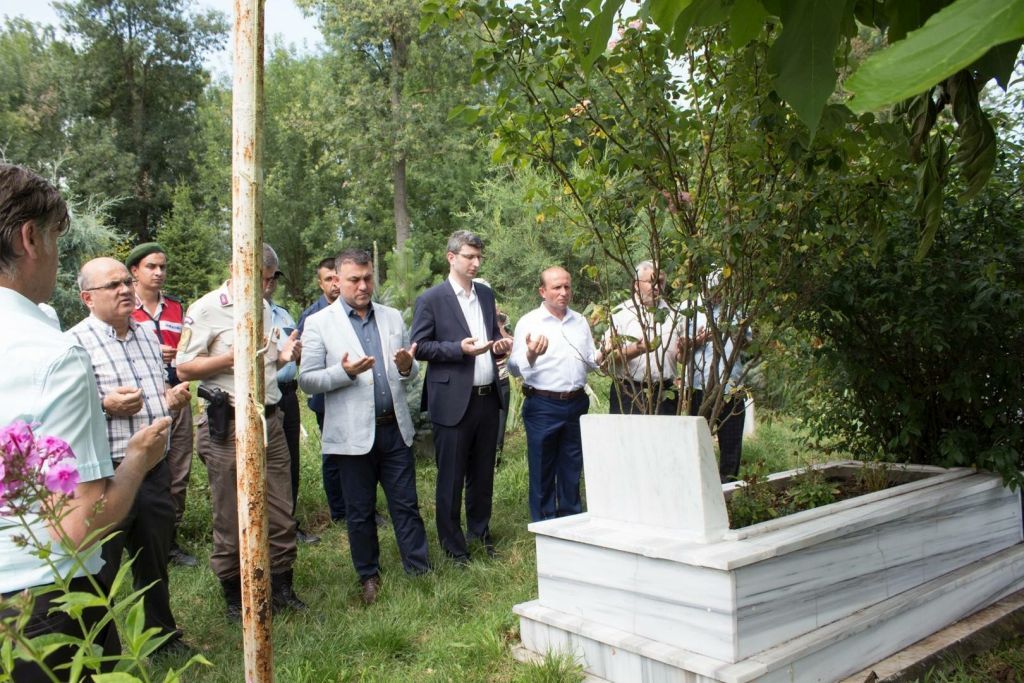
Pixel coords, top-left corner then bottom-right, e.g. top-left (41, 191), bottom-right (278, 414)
top-left (522, 393), bottom-right (590, 522)
top-left (432, 392), bottom-right (499, 558)
top-left (690, 389), bottom-right (746, 482)
top-left (1, 575), bottom-right (120, 682)
top-left (98, 458), bottom-right (177, 637)
top-left (166, 405), bottom-right (194, 531)
top-left (496, 378), bottom-right (511, 453)
top-left (278, 381), bottom-right (301, 515)
top-left (609, 379), bottom-right (678, 415)
top-left (317, 409), bottom-right (347, 521)
top-left (196, 410), bottom-right (297, 580)
top-left (335, 422), bottom-right (430, 581)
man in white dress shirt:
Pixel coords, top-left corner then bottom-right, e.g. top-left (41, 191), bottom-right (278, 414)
top-left (508, 266), bottom-right (599, 522)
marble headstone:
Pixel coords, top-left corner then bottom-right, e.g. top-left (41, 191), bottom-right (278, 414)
top-left (579, 414), bottom-right (728, 543)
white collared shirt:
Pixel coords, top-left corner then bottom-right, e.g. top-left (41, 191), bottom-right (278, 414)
top-left (448, 275), bottom-right (495, 386)
top-left (606, 298), bottom-right (682, 382)
top-left (508, 304), bottom-right (598, 391)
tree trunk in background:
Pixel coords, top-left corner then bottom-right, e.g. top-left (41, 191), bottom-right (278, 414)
top-left (390, 32), bottom-right (411, 249)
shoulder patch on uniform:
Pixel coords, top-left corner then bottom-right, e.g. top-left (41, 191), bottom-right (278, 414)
top-left (183, 316), bottom-right (194, 325)
top-left (177, 327), bottom-right (192, 352)
top-left (219, 293), bottom-right (229, 306)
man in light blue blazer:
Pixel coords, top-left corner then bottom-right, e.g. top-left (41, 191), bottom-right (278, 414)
top-left (299, 249), bottom-right (430, 605)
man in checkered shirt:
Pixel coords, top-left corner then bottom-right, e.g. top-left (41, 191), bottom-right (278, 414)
top-left (68, 257), bottom-right (193, 656)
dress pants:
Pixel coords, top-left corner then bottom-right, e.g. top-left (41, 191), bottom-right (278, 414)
top-left (432, 391), bottom-right (499, 558)
top-left (166, 405), bottom-right (194, 529)
top-left (316, 409), bottom-right (348, 521)
top-left (335, 422), bottom-right (430, 580)
top-left (495, 378), bottom-right (511, 453)
top-left (1, 575), bottom-right (120, 682)
top-left (195, 409), bottom-right (297, 580)
top-left (609, 379), bottom-right (678, 415)
top-left (278, 381), bottom-right (301, 514)
top-left (522, 392), bottom-right (590, 522)
top-left (97, 458), bottom-right (177, 637)
top-left (690, 389), bottom-right (746, 482)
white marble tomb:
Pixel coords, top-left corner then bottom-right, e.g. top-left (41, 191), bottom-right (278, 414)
top-left (513, 415), bottom-right (1024, 682)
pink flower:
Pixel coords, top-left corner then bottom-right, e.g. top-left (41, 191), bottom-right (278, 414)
top-left (628, 19), bottom-right (644, 31)
top-left (0, 421), bottom-right (35, 459)
top-left (36, 435), bottom-right (73, 465)
top-left (44, 460), bottom-right (79, 496)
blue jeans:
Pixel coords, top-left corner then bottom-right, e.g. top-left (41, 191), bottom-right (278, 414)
top-left (522, 393), bottom-right (590, 522)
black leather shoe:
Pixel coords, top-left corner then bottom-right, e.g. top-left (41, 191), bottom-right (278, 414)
top-left (361, 575), bottom-right (381, 605)
top-left (271, 570), bottom-right (308, 613)
top-left (221, 577), bottom-right (242, 622)
top-left (169, 546), bottom-right (198, 568)
top-left (296, 528), bottom-right (321, 545)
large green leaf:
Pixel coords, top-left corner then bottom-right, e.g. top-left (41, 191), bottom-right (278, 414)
top-left (767, 0), bottom-right (849, 138)
top-left (847, 0), bottom-right (1024, 112)
top-left (646, 0), bottom-right (696, 35)
top-left (729, 0), bottom-right (769, 48)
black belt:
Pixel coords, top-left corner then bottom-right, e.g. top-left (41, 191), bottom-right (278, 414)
top-left (375, 413), bottom-right (397, 425)
top-left (278, 380), bottom-right (298, 394)
top-left (523, 385), bottom-right (585, 401)
top-left (472, 384), bottom-right (493, 396)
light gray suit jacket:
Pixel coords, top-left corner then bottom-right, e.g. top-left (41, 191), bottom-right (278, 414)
top-left (298, 300), bottom-right (419, 455)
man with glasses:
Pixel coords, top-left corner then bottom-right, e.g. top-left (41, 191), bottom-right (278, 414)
top-left (175, 244), bottom-right (307, 621)
top-left (604, 261), bottom-right (683, 416)
top-left (127, 243), bottom-right (198, 567)
top-left (69, 257), bottom-right (194, 655)
top-left (411, 231), bottom-right (512, 564)
top-left (263, 262), bottom-right (320, 545)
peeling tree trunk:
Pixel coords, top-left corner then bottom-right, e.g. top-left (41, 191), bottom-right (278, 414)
top-left (390, 32), bottom-right (411, 249)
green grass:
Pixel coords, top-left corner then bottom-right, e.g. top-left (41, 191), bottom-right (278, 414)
top-left (151, 393), bottom-right (1011, 681)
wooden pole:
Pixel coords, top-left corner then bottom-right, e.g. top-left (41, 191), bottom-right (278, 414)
top-left (232, 0), bottom-right (273, 680)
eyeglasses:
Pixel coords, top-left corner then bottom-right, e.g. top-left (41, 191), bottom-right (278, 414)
top-left (84, 277), bottom-right (135, 292)
top-left (456, 252), bottom-right (484, 263)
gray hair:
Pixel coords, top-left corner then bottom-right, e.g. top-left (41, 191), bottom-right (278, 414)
top-left (446, 230), bottom-right (484, 254)
top-left (0, 164), bottom-right (69, 277)
top-left (262, 243), bottom-right (279, 271)
top-left (634, 260), bottom-right (655, 280)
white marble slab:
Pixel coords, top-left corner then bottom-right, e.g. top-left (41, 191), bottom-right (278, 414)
top-left (530, 472), bottom-right (1020, 571)
top-left (516, 543), bottom-right (1024, 683)
top-left (529, 474), bottom-right (1022, 662)
top-left (579, 415), bottom-right (728, 543)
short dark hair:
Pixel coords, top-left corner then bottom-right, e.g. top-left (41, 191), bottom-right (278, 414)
top-left (446, 230), bottom-right (484, 254)
top-left (335, 248), bottom-right (372, 269)
top-left (317, 256), bottom-right (336, 272)
top-left (0, 164), bottom-right (69, 275)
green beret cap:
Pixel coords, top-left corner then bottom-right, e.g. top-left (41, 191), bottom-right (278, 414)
top-left (126, 242), bottom-right (166, 268)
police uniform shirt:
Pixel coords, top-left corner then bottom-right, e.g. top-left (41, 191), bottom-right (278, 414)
top-left (176, 281), bottom-right (283, 406)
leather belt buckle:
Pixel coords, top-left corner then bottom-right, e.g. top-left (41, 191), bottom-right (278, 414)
top-left (472, 385), bottom-right (493, 396)
top-left (375, 413), bottom-right (397, 425)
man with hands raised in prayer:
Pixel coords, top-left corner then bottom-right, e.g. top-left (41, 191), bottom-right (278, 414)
top-left (411, 231), bottom-right (512, 565)
top-left (300, 249), bottom-right (430, 605)
top-left (509, 266), bottom-right (599, 522)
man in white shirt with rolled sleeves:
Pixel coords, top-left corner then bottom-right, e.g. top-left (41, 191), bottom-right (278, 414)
top-left (508, 266), bottom-right (599, 522)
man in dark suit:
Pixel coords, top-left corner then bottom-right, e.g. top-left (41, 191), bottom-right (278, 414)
top-left (411, 231), bottom-right (513, 564)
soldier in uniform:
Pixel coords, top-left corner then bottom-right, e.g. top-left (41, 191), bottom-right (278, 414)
top-left (128, 242), bottom-right (197, 567)
top-left (175, 244), bottom-right (306, 621)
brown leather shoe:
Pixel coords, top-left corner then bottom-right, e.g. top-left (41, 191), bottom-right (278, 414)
top-left (361, 575), bottom-right (381, 606)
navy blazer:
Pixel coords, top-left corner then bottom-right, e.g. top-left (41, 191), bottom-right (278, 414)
top-left (298, 294), bottom-right (332, 414)
top-left (411, 279), bottom-right (507, 426)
